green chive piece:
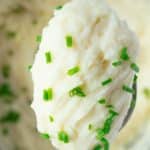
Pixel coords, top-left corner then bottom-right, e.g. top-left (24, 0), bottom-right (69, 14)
top-left (49, 115), bottom-right (54, 123)
top-left (2, 65), bottom-right (10, 78)
top-left (88, 124), bottom-right (93, 130)
top-left (120, 47), bottom-right (130, 61)
top-left (55, 5), bottom-right (63, 10)
top-left (96, 109), bottom-right (118, 141)
top-left (0, 110), bottom-right (20, 123)
top-left (28, 65), bottom-right (32, 71)
top-left (40, 133), bottom-right (50, 139)
top-left (143, 88), bottom-right (150, 99)
top-left (101, 78), bottom-right (112, 86)
top-left (45, 51), bottom-right (52, 64)
top-left (93, 144), bottom-right (102, 150)
top-left (0, 83), bottom-right (13, 98)
top-left (130, 63), bottom-right (139, 73)
top-left (96, 128), bottom-right (105, 140)
top-left (11, 4), bottom-right (25, 14)
top-left (106, 104), bottom-right (114, 109)
top-left (122, 85), bottom-right (134, 93)
top-left (112, 61), bottom-right (122, 67)
top-left (67, 66), bottom-right (80, 76)
top-left (6, 31), bottom-right (16, 39)
top-left (69, 86), bottom-right (86, 97)
top-left (36, 35), bottom-right (42, 42)
top-left (133, 74), bottom-right (138, 82)
top-left (109, 109), bottom-right (119, 117)
top-left (43, 88), bottom-right (53, 101)
top-left (2, 128), bottom-right (9, 136)
top-left (98, 98), bottom-right (106, 104)
top-left (58, 131), bottom-right (69, 143)
top-left (101, 137), bottom-right (109, 150)
top-left (66, 35), bottom-right (73, 48)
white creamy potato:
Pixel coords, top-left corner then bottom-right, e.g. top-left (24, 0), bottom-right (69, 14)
top-left (31, 0), bottom-right (139, 149)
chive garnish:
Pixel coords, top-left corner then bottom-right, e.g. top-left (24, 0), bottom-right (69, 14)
top-left (133, 74), bottom-right (138, 82)
top-left (49, 115), bottom-right (54, 123)
top-left (96, 129), bottom-right (105, 140)
top-left (130, 63), bottom-right (139, 73)
top-left (66, 35), bottom-right (73, 48)
top-left (101, 137), bottom-right (109, 150)
top-left (28, 65), bottom-right (32, 71)
top-left (6, 31), bottom-right (16, 39)
top-left (106, 104), bottom-right (114, 109)
top-left (120, 47), bottom-right (130, 61)
top-left (93, 144), bottom-right (102, 150)
top-left (40, 133), bottom-right (50, 139)
top-left (122, 85), bottom-right (134, 93)
top-left (101, 78), bottom-right (112, 86)
top-left (69, 86), bottom-right (86, 97)
top-left (43, 88), bottom-right (53, 101)
top-left (2, 128), bottom-right (9, 136)
top-left (45, 51), bottom-right (52, 64)
top-left (96, 110), bottom-right (118, 140)
top-left (11, 4), bottom-right (25, 14)
top-left (143, 88), bottom-right (150, 99)
top-left (98, 98), bottom-right (106, 104)
top-left (36, 35), bottom-right (42, 42)
top-left (67, 66), bottom-right (80, 76)
top-left (0, 110), bottom-right (20, 123)
top-left (0, 83), bottom-right (13, 98)
top-left (55, 5), bottom-right (63, 10)
top-left (2, 65), bottom-right (10, 78)
top-left (58, 131), bottom-right (69, 143)
top-left (112, 61), bottom-right (122, 67)
top-left (88, 124), bottom-right (93, 130)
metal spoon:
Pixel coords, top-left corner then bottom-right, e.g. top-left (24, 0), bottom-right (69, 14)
top-left (122, 81), bottom-right (137, 128)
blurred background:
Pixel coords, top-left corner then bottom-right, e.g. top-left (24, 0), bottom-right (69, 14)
top-left (0, 0), bottom-right (149, 149)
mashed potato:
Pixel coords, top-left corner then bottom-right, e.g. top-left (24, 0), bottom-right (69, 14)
top-left (31, 0), bottom-right (139, 149)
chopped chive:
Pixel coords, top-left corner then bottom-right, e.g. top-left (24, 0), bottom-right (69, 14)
top-left (28, 65), bottom-right (32, 71)
top-left (133, 74), bottom-right (138, 82)
top-left (58, 131), bottom-right (69, 143)
top-left (130, 63), bottom-right (139, 73)
top-left (98, 98), bottom-right (106, 104)
top-left (36, 35), bottom-right (42, 42)
top-left (2, 65), bottom-right (10, 78)
top-left (43, 88), bottom-right (53, 101)
top-left (49, 115), bottom-right (54, 123)
top-left (96, 128), bottom-right (105, 140)
top-left (67, 66), bottom-right (80, 76)
top-left (69, 86), bottom-right (86, 97)
top-left (66, 35), bottom-right (73, 48)
top-left (11, 4), bottom-right (25, 14)
top-left (88, 124), bottom-right (93, 130)
top-left (106, 104), bottom-right (114, 109)
top-left (55, 5), bottom-right (63, 10)
top-left (109, 109), bottom-right (119, 117)
top-left (143, 88), bottom-right (150, 99)
top-left (6, 31), bottom-right (16, 39)
top-left (0, 83), bottom-right (13, 98)
top-left (40, 133), bottom-right (50, 139)
top-left (101, 78), bottom-right (112, 86)
top-left (96, 109), bottom-right (118, 141)
top-left (101, 137), bottom-right (109, 150)
top-left (45, 51), bottom-right (52, 64)
top-left (0, 110), bottom-right (20, 123)
top-left (2, 128), bottom-right (9, 136)
top-left (122, 85), bottom-right (134, 93)
top-left (93, 144), bottom-right (102, 150)
top-left (112, 61), bottom-right (122, 67)
top-left (120, 47), bottom-right (130, 61)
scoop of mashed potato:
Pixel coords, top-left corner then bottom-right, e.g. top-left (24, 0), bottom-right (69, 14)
top-left (31, 0), bottom-right (139, 149)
